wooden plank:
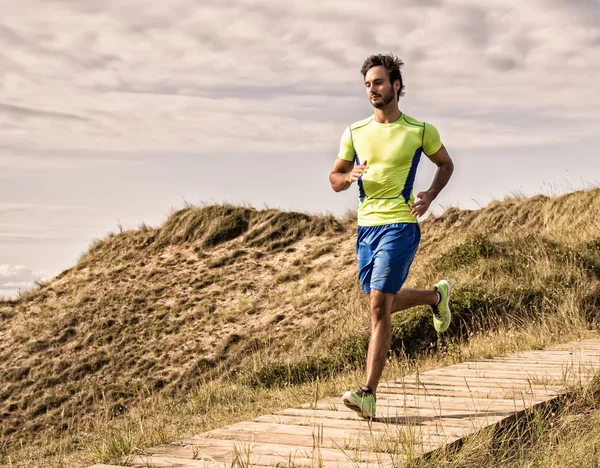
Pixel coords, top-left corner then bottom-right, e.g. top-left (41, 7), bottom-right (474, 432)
top-left (127, 455), bottom-right (219, 467)
top-left (490, 357), bottom-right (600, 364)
top-left (279, 408), bottom-right (513, 436)
top-left (390, 372), bottom-right (571, 383)
top-left (451, 362), bottom-right (599, 372)
top-left (307, 400), bottom-right (527, 419)
top-left (203, 426), bottom-right (451, 452)
top-left (219, 420), bottom-right (456, 440)
top-left (381, 379), bottom-right (564, 393)
top-left (90, 339), bottom-right (600, 468)
top-left (131, 443), bottom-right (226, 465)
top-left (555, 348), bottom-right (600, 353)
top-left (87, 466), bottom-right (130, 468)
top-left (128, 453), bottom-right (314, 468)
top-left (384, 372), bottom-right (569, 383)
top-left (209, 420), bottom-right (460, 447)
top-left (425, 368), bottom-right (594, 382)
top-left (475, 355), bottom-right (600, 363)
top-left (377, 385), bottom-right (560, 400)
top-left (313, 395), bottom-right (543, 413)
top-left (134, 443), bottom-right (323, 467)
top-left (253, 413), bottom-right (490, 434)
top-left (281, 406), bottom-right (515, 424)
top-left (438, 361), bottom-right (592, 370)
top-left (376, 385), bottom-right (561, 401)
top-left (376, 382), bottom-right (560, 396)
top-left (507, 352), bottom-right (600, 359)
top-left (379, 377), bottom-right (565, 391)
top-left (375, 390), bottom-right (544, 402)
top-left (432, 363), bottom-right (598, 374)
top-left (502, 350), bottom-right (600, 357)
top-left (242, 418), bottom-right (468, 436)
top-left (176, 437), bottom-right (408, 465)
top-left (508, 346), bottom-right (600, 352)
top-left (372, 393), bottom-right (547, 409)
top-left (484, 360), bottom-right (600, 368)
top-left (474, 356), bottom-right (600, 368)
top-left (553, 342), bottom-right (600, 349)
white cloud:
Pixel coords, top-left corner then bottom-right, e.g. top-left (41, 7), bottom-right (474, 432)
top-left (0, 264), bottom-right (51, 297)
top-left (0, 0), bottom-right (597, 155)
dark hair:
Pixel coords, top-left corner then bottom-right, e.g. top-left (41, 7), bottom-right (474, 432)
top-left (360, 53), bottom-right (405, 100)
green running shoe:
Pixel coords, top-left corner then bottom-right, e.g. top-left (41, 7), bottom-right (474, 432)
top-left (432, 280), bottom-right (452, 333)
top-left (342, 386), bottom-right (376, 420)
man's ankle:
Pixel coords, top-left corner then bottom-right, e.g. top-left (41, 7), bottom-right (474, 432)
top-left (362, 385), bottom-right (376, 398)
top-left (434, 287), bottom-right (442, 306)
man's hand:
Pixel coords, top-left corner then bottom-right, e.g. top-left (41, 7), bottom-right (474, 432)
top-left (411, 145), bottom-right (454, 217)
top-left (330, 158), bottom-right (368, 192)
top-left (346, 160), bottom-right (368, 184)
top-left (411, 145), bottom-right (454, 216)
top-left (410, 190), bottom-right (435, 218)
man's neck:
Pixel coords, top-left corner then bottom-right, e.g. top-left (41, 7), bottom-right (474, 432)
top-left (373, 105), bottom-right (402, 124)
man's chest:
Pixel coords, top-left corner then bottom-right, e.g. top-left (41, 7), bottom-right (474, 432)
top-left (353, 127), bottom-right (423, 167)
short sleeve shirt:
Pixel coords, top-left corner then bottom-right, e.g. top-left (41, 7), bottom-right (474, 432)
top-left (337, 113), bottom-right (442, 226)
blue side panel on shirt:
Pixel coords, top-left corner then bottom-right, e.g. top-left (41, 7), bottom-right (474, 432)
top-left (401, 147), bottom-right (423, 204)
top-left (354, 150), bottom-right (366, 203)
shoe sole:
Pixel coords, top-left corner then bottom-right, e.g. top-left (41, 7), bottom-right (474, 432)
top-left (435, 280), bottom-right (452, 333)
top-left (342, 393), bottom-right (374, 419)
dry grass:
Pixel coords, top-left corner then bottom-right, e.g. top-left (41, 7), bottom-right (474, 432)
top-left (416, 374), bottom-right (600, 468)
top-left (0, 188), bottom-right (599, 467)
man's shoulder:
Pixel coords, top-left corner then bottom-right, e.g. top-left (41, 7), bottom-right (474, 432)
top-left (349, 116), bottom-right (374, 131)
top-left (401, 114), bottom-right (426, 128)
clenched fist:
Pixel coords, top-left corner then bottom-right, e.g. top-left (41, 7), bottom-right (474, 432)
top-left (346, 160), bottom-right (368, 184)
top-left (410, 190), bottom-right (435, 217)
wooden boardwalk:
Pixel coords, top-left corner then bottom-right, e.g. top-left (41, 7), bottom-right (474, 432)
top-left (90, 339), bottom-right (600, 467)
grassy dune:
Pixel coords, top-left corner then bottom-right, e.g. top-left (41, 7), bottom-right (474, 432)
top-left (1, 189), bottom-right (599, 467)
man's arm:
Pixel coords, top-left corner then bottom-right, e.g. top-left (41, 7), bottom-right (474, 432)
top-left (329, 157), bottom-right (368, 192)
top-left (410, 145), bottom-right (454, 217)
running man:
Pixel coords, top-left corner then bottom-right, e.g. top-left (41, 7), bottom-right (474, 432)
top-left (329, 53), bottom-right (454, 420)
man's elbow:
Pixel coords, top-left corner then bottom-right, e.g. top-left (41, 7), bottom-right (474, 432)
top-left (329, 173), bottom-right (341, 192)
top-left (439, 158), bottom-right (454, 173)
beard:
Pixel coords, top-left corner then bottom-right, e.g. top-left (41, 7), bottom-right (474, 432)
top-left (370, 88), bottom-right (395, 109)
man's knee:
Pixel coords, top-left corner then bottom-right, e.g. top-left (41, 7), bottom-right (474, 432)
top-left (369, 289), bottom-right (394, 321)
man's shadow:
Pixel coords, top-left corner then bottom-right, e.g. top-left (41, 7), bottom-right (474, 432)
top-left (373, 411), bottom-right (512, 425)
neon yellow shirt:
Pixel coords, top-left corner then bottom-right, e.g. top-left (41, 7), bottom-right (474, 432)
top-left (337, 113), bottom-right (442, 226)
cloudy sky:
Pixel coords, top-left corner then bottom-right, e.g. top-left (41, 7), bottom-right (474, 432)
top-left (1, 0), bottom-right (599, 297)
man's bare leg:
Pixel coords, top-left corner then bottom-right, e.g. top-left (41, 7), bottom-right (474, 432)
top-left (363, 288), bottom-right (439, 314)
top-left (361, 287), bottom-right (439, 396)
top-left (364, 289), bottom-right (395, 396)
top-left (391, 288), bottom-right (438, 313)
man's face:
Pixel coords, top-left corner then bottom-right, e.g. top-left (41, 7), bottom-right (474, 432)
top-left (364, 65), bottom-right (397, 109)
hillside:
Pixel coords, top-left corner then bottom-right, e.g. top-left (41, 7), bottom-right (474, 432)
top-left (1, 189), bottom-right (600, 465)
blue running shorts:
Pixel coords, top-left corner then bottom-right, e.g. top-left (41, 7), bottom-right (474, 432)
top-left (356, 223), bottom-right (421, 294)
